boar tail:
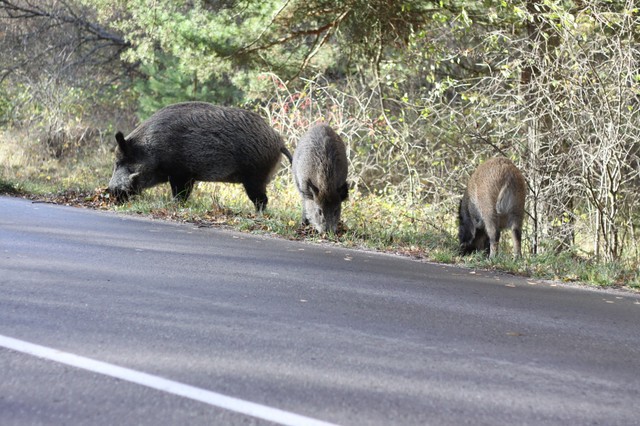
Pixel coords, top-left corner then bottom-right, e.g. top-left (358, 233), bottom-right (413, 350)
top-left (495, 181), bottom-right (518, 215)
top-left (281, 147), bottom-right (293, 165)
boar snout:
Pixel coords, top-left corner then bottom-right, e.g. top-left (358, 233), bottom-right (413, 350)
top-left (108, 186), bottom-right (128, 203)
top-left (108, 171), bottom-right (140, 204)
top-left (306, 201), bottom-right (341, 234)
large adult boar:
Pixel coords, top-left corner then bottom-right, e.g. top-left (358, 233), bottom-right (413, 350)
top-left (458, 157), bottom-right (526, 257)
top-left (293, 124), bottom-right (349, 233)
top-left (108, 102), bottom-right (292, 212)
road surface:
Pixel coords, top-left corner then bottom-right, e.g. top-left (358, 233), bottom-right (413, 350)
top-left (1, 195), bottom-right (639, 425)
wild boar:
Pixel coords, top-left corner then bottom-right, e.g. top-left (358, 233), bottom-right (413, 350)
top-left (292, 124), bottom-right (349, 233)
top-left (108, 102), bottom-right (292, 212)
top-left (458, 157), bottom-right (526, 257)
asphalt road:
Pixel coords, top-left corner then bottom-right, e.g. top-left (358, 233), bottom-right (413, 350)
top-left (1, 195), bottom-right (639, 425)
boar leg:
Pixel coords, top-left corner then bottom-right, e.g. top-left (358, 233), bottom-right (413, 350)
top-left (469, 228), bottom-right (489, 255)
top-left (243, 180), bottom-right (268, 212)
top-left (511, 227), bottom-right (522, 257)
top-left (486, 225), bottom-right (501, 257)
top-left (169, 175), bottom-right (195, 202)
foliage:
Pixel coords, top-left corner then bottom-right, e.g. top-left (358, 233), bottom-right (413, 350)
top-left (134, 53), bottom-right (243, 119)
top-left (80, 0), bottom-right (452, 104)
top-left (0, 83), bottom-right (11, 126)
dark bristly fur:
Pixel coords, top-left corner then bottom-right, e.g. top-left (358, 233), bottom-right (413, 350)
top-left (458, 157), bottom-right (526, 257)
top-left (292, 124), bottom-right (348, 233)
top-left (108, 102), bottom-right (292, 212)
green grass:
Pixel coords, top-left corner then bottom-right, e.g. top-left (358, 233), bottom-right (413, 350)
top-left (0, 178), bottom-right (20, 194)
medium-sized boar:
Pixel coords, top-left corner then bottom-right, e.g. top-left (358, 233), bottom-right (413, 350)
top-left (458, 157), bottom-right (526, 257)
top-left (293, 124), bottom-right (349, 233)
top-left (108, 102), bottom-right (292, 212)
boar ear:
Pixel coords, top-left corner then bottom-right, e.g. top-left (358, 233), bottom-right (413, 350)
top-left (115, 132), bottom-right (129, 155)
top-left (338, 182), bottom-right (349, 201)
top-left (306, 179), bottom-right (319, 199)
top-left (130, 172), bottom-right (140, 186)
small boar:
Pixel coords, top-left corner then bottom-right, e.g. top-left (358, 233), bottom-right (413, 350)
top-left (458, 157), bottom-right (526, 257)
top-left (292, 124), bottom-right (349, 233)
top-left (108, 102), bottom-right (292, 212)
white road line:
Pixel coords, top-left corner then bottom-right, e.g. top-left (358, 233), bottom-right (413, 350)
top-left (0, 334), bottom-right (339, 426)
